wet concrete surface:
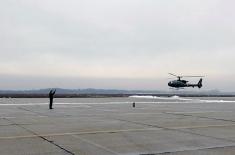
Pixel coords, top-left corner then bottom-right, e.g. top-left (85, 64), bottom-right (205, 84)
top-left (0, 97), bottom-right (235, 155)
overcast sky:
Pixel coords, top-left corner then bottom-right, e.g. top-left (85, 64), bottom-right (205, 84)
top-left (1, 0), bottom-right (235, 91)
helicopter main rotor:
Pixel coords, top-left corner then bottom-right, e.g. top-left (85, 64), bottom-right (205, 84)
top-left (168, 73), bottom-right (204, 81)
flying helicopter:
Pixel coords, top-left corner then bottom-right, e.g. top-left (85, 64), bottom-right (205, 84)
top-left (168, 73), bottom-right (204, 89)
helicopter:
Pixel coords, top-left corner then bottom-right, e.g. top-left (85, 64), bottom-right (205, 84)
top-left (168, 73), bottom-right (204, 89)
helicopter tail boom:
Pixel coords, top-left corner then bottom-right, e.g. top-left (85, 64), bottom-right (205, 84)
top-left (186, 78), bottom-right (203, 88)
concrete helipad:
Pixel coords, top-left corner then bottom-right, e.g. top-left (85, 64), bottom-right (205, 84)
top-left (0, 97), bottom-right (235, 155)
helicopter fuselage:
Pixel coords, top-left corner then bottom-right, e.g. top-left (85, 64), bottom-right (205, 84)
top-left (168, 73), bottom-right (203, 89)
top-left (168, 80), bottom-right (199, 88)
top-left (168, 80), bottom-right (187, 88)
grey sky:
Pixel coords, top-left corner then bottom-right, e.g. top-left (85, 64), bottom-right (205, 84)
top-left (1, 0), bottom-right (235, 91)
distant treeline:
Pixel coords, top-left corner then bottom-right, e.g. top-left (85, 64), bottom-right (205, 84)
top-left (0, 88), bottom-right (234, 98)
top-left (0, 93), bottom-right (235, 98)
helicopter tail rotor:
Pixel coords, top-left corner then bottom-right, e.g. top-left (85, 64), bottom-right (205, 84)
top-left (198, 78), bottom-right (203, 88)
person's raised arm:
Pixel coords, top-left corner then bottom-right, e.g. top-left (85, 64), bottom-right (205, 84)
top-left (53, 89), bottom-right (56, 95)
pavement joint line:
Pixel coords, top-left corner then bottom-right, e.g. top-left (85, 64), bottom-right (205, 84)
top-left (0, 128), bottom-right (161, 140)
top-left (164, 112), bottom-right (235, 123)
top-left (95, 109), bottom-right (118, 112)
top-left (115, 118), bottom-right (235, 144)
top-left (0, 123), bottom-right (32, 127)
top-left (120, 113), bottom-right (163, 115)
top-left (172, 124), bottom-right (235, 129)
top-left (0, 117), bottom-right (16, 119)
top-left (0, 116), bottom-right (48, 119)
top-left (1, 117), bottom-right (75, 155)
top-left (144, 144), bottom-right (235, 155)
top-left (18, 107), bottom-right (49, 117)
top-left (168, 110), bottom-right (234, 114)
top-left (56, 105), bottom-right (91, 108)
top-left (72, 134), bottom-right (120, 155)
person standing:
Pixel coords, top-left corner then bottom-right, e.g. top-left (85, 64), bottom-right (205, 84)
top-left (132, 102), bottom-right (135, 108)
top-left (49, 89), bottom-right (56, 109)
